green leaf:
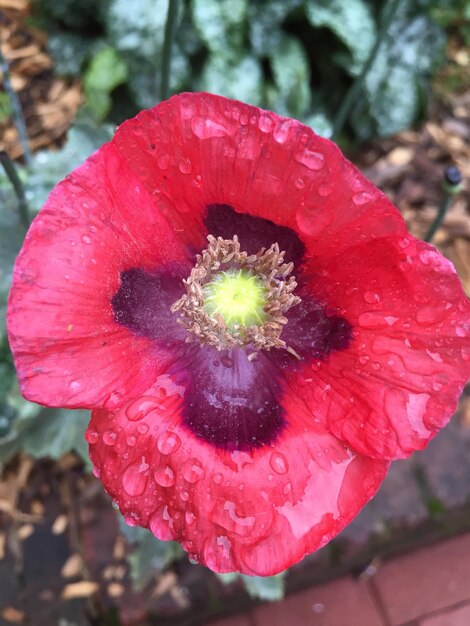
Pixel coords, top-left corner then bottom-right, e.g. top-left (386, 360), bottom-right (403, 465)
top-left (248, 0), bottom-right (303, 55)
top-left (0, 375), bottom-right (91, 465)
top-left (200, 53), bottom-right (263, 106)
top-left (268, 35), bottom-right (311, 117)
top-left (0, 185), bottom-right (24, 337)
top-left (241, 573), bottom-right (286, 601)
top-left (84, 47), bottom-right (128, 120)
top-left (47, 32), bottom-right (101, 77)
top-left (192, 0), bottom-right (247, 52)
top-left (25, 120), bottom-right (113, 214)
top-left (352, 9), bottom-right (445, 138)
top-left (119, 522), bottom-right (182, 590)
top-left (216, 571), bottom-right (286, 601)
top-left (106, 0), bottom-right (189, 106)
top-left (305, 0), bottom-right (376, 75)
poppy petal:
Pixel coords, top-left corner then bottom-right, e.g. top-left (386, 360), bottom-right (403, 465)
top-left (7, 143), bottom-right (190, 409)
top-left (286, 236), bottom-right (470, 459)
top-left (112, 92), bottom-right (406, 251)
top-left (87, 377), bottom-right (388, 575)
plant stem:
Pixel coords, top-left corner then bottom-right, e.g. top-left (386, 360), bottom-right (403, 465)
top-left (424, 196), bottom-right (452, 244)
top-left (0, 44), bottom-right (33, 167)
top-left (331, 0), bottom-right (402, 141)
top-left (160, 0), bottom-right (179, 101)
top-left (0, 151), bottom-right (30, 230)
top-left (424, 167), bottom-right (462, 243)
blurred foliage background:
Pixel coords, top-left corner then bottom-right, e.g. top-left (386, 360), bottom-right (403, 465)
top-left (0, 0), bottom-right (469, 610)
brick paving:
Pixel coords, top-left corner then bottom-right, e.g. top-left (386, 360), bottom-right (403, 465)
top-left (208, 532), bottom-right (470, 626)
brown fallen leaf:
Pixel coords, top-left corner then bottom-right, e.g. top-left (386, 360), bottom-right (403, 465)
top-left (62, 581), bottom-right (99, 600)
top-left (52, 514), bottom-right (68, 535)
top-left (61, 553), bottom-right (84, 579)
top-left (1, 606), bottom-right (25, 623)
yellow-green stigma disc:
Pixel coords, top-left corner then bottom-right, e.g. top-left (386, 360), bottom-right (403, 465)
top-left (203, 269), bottom-right (267, 328)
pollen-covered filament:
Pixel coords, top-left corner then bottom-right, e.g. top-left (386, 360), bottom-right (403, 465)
top-left (171, 235), bottom-right (301, 352)
top-left (202, 269), bottom-right (267, 328)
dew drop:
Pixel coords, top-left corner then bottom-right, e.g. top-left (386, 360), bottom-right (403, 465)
top-left (85, 430), bottom-right (99, 444)
top-left (112, 499), bottom-right (120, 510)
top-left (182, 459), bottom-right (205, 484)
top-left (295, 148), bottom-right (325, 171)
top-left (82, 235), bottom-right (92, 244)
top-left (364, 291), bottom-right (381, 304)
top-left (123, 512), bottom-right (139, 527)
top-left (125, 396), bottom-right (158, 422)
top-left (295, 177), bottom-right (305, 189)
top-left (191, 116), bottom-right (227, 138)
top-left (273, 119), bottom-right (295, 144)
top-left (220, 355), bottom-right (233, 368)
top-left (258, 114), bottom-right (273, 133)
top-left (122, 462), bottom-right (148, 496)
top-left (352, 191), bottom-right (373, 205)
top-left (213, 473), bottom-right (223, 485)
top-left (283, 482), bottom-right (292, 495)
top-left (69, 381), bottom-right (81, 392)
top-left (178, 159), bottom-right (192, 174)
top-left (103, 430), bottom-right (117, 446)
top-left (154, 465), bottom-right (175, 487)
top-left (185, 511), bottom-right (196, 526)
top-left (318, 183), bottom-right (334, 197)
top-left (270, 452), bottom-right (289, 475)
top-left (157, 431), bottom-right (181, 455)
top-left (92, 465), bottom-right (100, 478)
top-left (180, 490), bottom-right (190, 502)
top-left (126, 435), bottom-right (137, 447)
top-left (137, 423), bottom-right (149, 435)
top-left (358, 355), bottom-right (369, 365)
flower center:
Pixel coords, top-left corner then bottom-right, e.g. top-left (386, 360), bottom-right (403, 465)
top-left (171, 235), bottom-right (301, 354)
top-left (202, 269), bottom-right (267, 328)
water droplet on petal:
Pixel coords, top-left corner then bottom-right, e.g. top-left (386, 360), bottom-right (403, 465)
top-left (157, 431), bottom-right (181, 455)
top-left (258, 114), bottom-right (273, 133)
top-left (103, 430), bottom-right (117, 446)
top-left (85, 430), bottom-right (99, 444)
top-left (318, 183), bottom-right (334, 197)
top-left (82, 235), bottom-right (92, 244)
top-left (69, 381), bottom-right (81, 392)
top-left (178, 159), bottom-right (192, 174)
top-left (150, 507), bottom-right (174, 541)
top-left (124, 512), bottom-right (140, 527)
top-left (154, 465), bottom-right (175, 487)
top-left (352, 191), bottom-right (373, 205)
top-left (137, 423), bottom-right (149, 435)
top-left (295, 148), bottom-right (324, 171)
top-left (126, 397), bottom-right (158, 422)
top-left (191, 116), bottom-right (227, 138)
top-left (270, 452), bottom-right (288, 475)
top-left (364, 291), bottom-right (381, 304)
top-left (273, 119), bottom-right (295, 144)
top-left (123, 462), bottom-right (148, 496)
top-left (213, 473), bottom-right (223, 485)
top-left (182, 459), bottom-right (205, 483)
top-left (126, 435), bottom-right (137, 447)
top-left (180, 490), bottom-right (190, 502)
top-left (185, 511), bottom-right (196, 526)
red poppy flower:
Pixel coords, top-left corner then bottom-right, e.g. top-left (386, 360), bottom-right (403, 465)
top-left (7, 93), bottom-right (470, 576)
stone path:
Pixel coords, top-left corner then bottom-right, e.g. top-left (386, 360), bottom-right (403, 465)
top-left (209, 532), bottom-right (470, 626)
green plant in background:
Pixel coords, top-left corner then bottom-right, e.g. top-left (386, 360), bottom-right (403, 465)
top-left (0, 0), bottom-right (464, 605)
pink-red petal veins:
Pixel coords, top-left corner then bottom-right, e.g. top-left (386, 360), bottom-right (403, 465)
top-left (112, 93), bottom-right (406, 252)
top-left (87, 377), bottom-right (388, 576)
top-left (7, 143), bottom-right (190, 410)
top-left (286, 236), bottom-right (470, 460)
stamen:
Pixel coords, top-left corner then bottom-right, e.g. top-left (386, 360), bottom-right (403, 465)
top-left (171, 236), bottom-right (301, 352)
